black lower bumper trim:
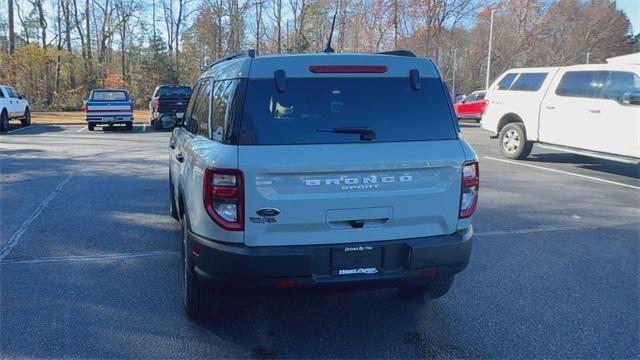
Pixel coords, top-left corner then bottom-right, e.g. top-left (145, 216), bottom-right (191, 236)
top-left (187, 229), bottom-right (473, 293)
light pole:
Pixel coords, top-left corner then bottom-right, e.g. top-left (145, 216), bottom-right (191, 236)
top-left (485, 9), bottom-right (495, 90)
top-left (586, 52), bottom-right (591, 64)
top-left (452, 48), bottom-right (457, 96)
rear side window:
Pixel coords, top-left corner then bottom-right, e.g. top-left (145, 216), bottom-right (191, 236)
top-left (211, 80), bottom-right (238, 142)
top-left (191, 79), bottom-right (211, 138)
top-left (92, 91), bottom-right (128, 101)
top-left (509, 73), bottom-right (548, 91)
top-left (555, 71), bottom-right (606, 98)
top-left (495, 73), bottom-right (518, 90)
top-left (602, 71), bottom-right (640, 101)
top-left (0, 88), bottom-right (4, 98)
top-left (239, 77), bottom-right (457, 145)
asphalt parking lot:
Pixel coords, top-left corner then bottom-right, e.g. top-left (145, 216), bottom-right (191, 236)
top-left (1, 122), bottom-right (638, 359)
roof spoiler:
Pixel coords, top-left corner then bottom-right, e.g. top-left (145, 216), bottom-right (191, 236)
top-left (206, 49), bottom-right (256, 70)
top-left (376, 50), bottom-right (417, 58)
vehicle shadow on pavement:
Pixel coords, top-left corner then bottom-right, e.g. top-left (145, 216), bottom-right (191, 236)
top-left (525, 152), bottom-right (640, 179)
top-left (1, 125), bottom-right (66, 135)
top-left (200, 290), bottom-right (475, 359)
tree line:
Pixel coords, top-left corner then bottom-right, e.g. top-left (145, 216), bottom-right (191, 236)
top-left (0, 0), bottom-right (637, 111)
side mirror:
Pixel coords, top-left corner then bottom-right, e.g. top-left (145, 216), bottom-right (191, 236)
top-left (621, 91), bottom-right (640, 106)
top-left (144, 96), bottom-right (151, 102)
top-left (18, 95), bottom-right (24, 100)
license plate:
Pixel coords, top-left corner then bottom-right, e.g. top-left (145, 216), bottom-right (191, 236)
top-left (332, 245), bottom-right (382, 275)
top-left (176, 113), bottom-right (184, 119)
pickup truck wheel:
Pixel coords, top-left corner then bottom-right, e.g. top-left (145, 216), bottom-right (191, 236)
top-left (0, 110), bottom-right (8, 132)
top-left (499, 122), bottom-right (533, 160)
top-left (88, 123), bottom-right (95, 131)
top-left (181, 214), bottom-right (219, 322)
top-left (399, 275), bottom-right (454, 300)
top-left (21, 108), bottom-right (31, 126)
top-left (126, 122), bottom-right (133, 131)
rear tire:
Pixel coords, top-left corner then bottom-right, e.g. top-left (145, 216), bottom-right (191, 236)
top-left (88, 123), bottom-right (95, 131)
top-left (399, 276), bottom-right (455, 300)
top-left (126, 122), bottom-right (133, 131)
top-left (21, 108), bottom-right (31, 127)
top-left (499, 122), bottom-right (533, 160)
top-left (169, 180), bottom-right (179, 221)
top-left (181, 214), bottom-right (220, 322)
top-left (0, 110), bottom-right (8, 132)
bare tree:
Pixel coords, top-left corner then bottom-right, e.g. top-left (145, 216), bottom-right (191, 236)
top-left (8, 0), bottom-right (15, 54)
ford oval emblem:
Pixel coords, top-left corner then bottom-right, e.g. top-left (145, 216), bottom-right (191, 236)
top-left (256, 208), bottom-right (280, 217)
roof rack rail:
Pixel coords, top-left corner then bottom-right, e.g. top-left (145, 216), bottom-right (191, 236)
top-left (376, 50), bottom-right (417, 58)
top-left (206, 49), bottom-right (256, 70)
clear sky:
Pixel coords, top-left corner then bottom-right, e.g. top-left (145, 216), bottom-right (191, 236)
top-left (616, 0), bottom-right (640, 35)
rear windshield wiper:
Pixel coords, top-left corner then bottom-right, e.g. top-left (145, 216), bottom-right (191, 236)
top-left (316, 127), bottom-right (376, 141)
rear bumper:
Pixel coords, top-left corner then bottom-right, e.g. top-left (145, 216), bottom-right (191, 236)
top-left (187, 227), bottom-right (474, 294)
top-left (86, 114), bottom-right (134, 124)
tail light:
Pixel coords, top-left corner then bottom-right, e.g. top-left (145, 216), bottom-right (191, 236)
top-left (155, 99), bottom-right (161, 109)
top-left (481, 100), bottom-right (489, 115)
top-left (459, 161), bottom-right (479, 219)
top-left (83, 104), bottom-right (88, 112)
top-left (203, 168), bottom-right (244, 231)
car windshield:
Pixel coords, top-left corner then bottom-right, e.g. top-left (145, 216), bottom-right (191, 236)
top-left (157, 86), bottom-right (192, 98)
top-left (240, 77), bottom-right (457, 145)
top-left (91, 91), bottom-right (128, 101)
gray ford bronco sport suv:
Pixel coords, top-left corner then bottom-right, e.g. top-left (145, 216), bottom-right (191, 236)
top-left (169, 49), bottom-right (479, 321)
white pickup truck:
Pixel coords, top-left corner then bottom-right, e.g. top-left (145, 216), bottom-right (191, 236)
top-left (0, 85), bottom-right (31, 132)
top-left (481, 64), bottom-right (640, 164)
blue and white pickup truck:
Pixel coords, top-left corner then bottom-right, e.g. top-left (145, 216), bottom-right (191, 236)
top-left (84, 89), bottom-right (134, 131)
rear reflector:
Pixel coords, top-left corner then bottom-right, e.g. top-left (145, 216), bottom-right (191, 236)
top-left (309, 65), bottom-right (387, 74)
top-left (420, 268), bottom-right (438, 278)
top-left (275, 279), bottom-right (297, 288)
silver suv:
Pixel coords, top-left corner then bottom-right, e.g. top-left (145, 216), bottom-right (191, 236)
top-left (169, 50), bottom-right (479, 321)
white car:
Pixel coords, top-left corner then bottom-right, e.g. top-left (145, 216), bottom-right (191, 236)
top-left (481, 64), bottom-right (640, 163)
top-left (0, 85), bottom-right (31, 132)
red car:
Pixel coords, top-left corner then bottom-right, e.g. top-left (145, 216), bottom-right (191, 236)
top-left (454, 90), bottom-right (487, 122)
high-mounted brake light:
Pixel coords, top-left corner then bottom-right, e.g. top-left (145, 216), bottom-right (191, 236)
top-left (203, 168), bottom-right (244, 231)
top-left (309, 65), bottom-right (387, 74)
top-left (459, 161), bottom-right (479, 219)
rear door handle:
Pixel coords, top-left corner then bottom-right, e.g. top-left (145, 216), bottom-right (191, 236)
top-left (175, 153), bottom-right (184, 163)
top-left (545, 105), bottom-right (555, 110)
top-left (589, 109), bottom-right (601, 114)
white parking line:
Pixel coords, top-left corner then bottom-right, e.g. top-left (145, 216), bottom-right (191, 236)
top-left (483, 156), bottom-right (640, 190)
top-left (1, 250), bottom-right (179, 265)
top-left (0, 173), bottom-right (74, 260)
top-left (77, 126), bottom-right (87, 132)
top-left (6, 125), bottom-right (35, 134)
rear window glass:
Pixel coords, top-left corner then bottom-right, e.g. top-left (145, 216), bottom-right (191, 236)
top-left (91, 91), bottom-right (128, 101)
top-left (239, 77), bottom-right (457, 145)
top-left (157, 86), bottom-right (192, 98)
top-left (509, 73), bottom-right (548, 91)
top-left (555, 71), bottom-right (606, 98)
top-left (495, 73), bottom-right (517, 90)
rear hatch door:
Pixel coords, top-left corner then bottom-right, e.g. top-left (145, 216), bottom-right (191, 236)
top-left (238, 66), bottom-right (465, 247)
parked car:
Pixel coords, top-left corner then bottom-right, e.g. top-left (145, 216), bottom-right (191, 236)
top-left (482, 64), bottom-right (640, 163)
top-left (84, 89), bottom-right (134, 131)
top-left (146, 85), bottom-right (192, 130)
top-left (169, 50), bottom-right (479, 321)
top-left (0, 85), bottom-right (31, 132)
top-left (454, 90), bottom-right (487, 122)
